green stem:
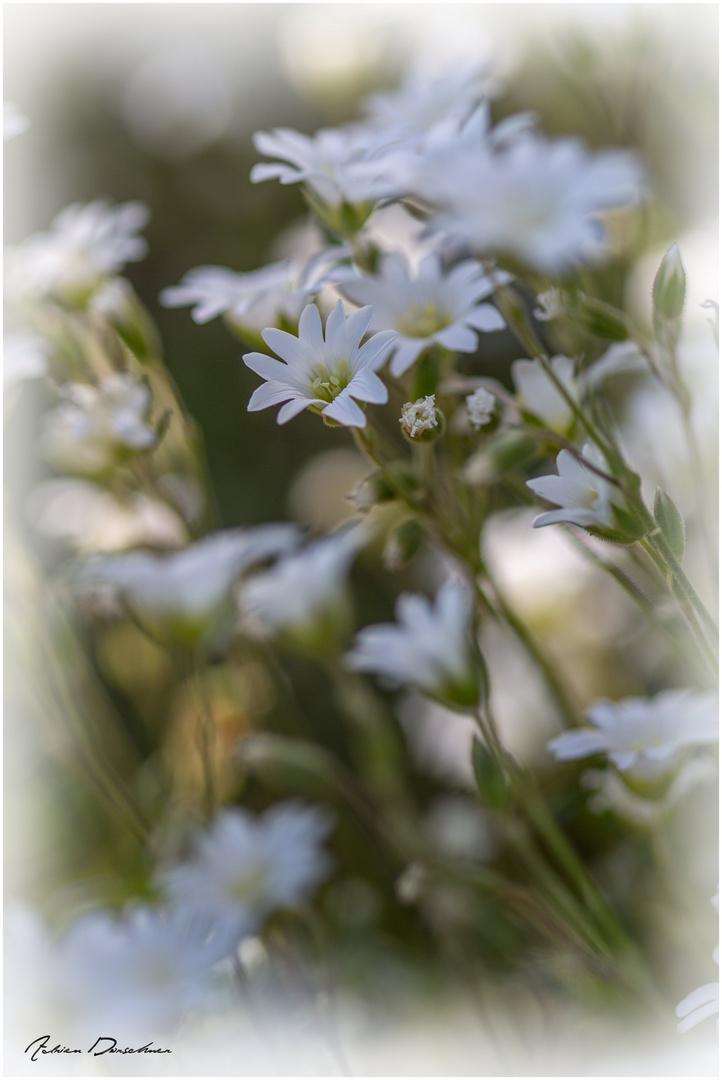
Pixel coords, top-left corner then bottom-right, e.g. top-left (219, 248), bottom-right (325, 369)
top-left (477, 573), bottom-right (579, 730)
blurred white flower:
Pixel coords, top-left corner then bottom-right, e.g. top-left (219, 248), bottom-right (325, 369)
top-left (400, 394), bottom-right (439, 440)
top-left (512, 355), bottom-right (577, 434)
top-left (548, 689), bottom-right (718, 781)
top-left (250, 125), bottom-right (395, 209)
top-left (6, 200), bottom-right (149, 308)
top-left (81, 525), bottom-right (298, 648)
top-left (4, 101), bottom-right (29, 140)
top-left (409, 134), bottom-right (643, 272)
top-left (676, 943), bottom-right (719, 1033)
top-left (362, 62), bottom-right (498, 142)
top-left (244, 300), bottom-right (396, 428)
top-left (160, 803), bottom-right (332, 941)
top-left (160, 249), bottom-right (347, 334)
top-left (41, 373), bottom-right (157, 478)
top-left (337, 253), bottom-right (505, 377)
top-left (466, 387), bottom-right (495, 430)
top-left (240, 524), bottom-right (368, 652)
top-left (577, 341), bottom-right (649, 392)
top-left (58, 905), bottom-right (226, 1038)
top-left (347, 578), bottom-right (481, 709)
top-left (526, 444), bottom-right (620, 530)
top-left (3, 330), bottom-right (50, 386)
top-left (29, 478), bottom-right (187, 553)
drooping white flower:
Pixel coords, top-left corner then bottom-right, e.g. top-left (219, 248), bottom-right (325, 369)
top-left (160, 803), bottom-right (333, 942)
top-left (81, 525), bottom-right (299, 648)
top-left (4, 101), bottom-right (29, 140)
top-left (347, 577), bottom-right (482, 709)
top-left (6, 200), bottom-right (149, 307)
top-left (243, 300), bottom-right (396, 428)
top-left (512, 355), bottom-right (577, 434)
top-left (240, 524), bottom-right (368, 652)
top-left (41, 373), bottom-right (157, 478)
top-left (57, 905), bottom-right (227, 1038)
top-left (250, 125), bottom-right (394, 210)
top-left (466, 387), bottom-right (496, 430)
top-left (526, 444), bottom-right (621, 531)
top-left (160, 249), bottom-right (348, 334)
top-left (400, 394), bottom-right (439, 440)
top-left (548, 689), bottom-right (719, 782)
top-left (409, 133), bottom-right (643, 273)
top-left (337, 253), bottom-right (506, 377)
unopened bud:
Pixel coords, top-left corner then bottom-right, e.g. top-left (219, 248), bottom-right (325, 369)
top-left (471, 738), bottom-right (510, 812)
top-left (383, 518), bottom-right (425, 571)
top-left (653, 244), bottom-right (686, 323)
top-left (654, 488), bottom-right (686, 561)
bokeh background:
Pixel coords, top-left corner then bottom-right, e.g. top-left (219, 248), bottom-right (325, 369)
top-left (4, 4), bottom-right (719, 1074)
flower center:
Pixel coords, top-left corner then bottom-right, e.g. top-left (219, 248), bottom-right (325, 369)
top-left (397, 301), bottom-right (450, 339)
top-left (226, 861), bottom-right (271, 907)
top-left (310, 359), bottom-right (351, 402)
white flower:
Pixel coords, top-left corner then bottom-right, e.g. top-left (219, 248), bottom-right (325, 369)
top-left (526, 444), bottom-right (620, 531)
top-left (160, 249), bottom-right (347, 334)
top-left (6, 200), bottom-right (149, 307)
top-left (466, 387), bottom-right (495, 430)
top-left (512, 355), bottom-right (577, 434)
top-left (160, 803), bottom-right (333, 941)
top-left (347, 578), bottom-right (481, 709)
top-left (81, 525), bottom-right (299, 648)
top-left (41, 373), bottom-right (157, 478)
top-left (3, 330), bottom-right (50, 386)
top-left (243, 299), bottom-right (396, 428)
top-left (548, 689), bottom-right (718, 782)
top-left (58, 905), bottom-right (226, 1038)
top-left (400, 395), bottom-right (439, 440)
top-left (677, 936), bottom-right (720, 1035)
top-left (29, 479), bottom-right (187, 553)
top-left (337, 253), bottom-right (505, 377)
top-left (240, 524), bottom-right (368, 652)
top-left (410, 134), bottom-right (643, 272)
top-left (4, 101), bottom-right (29, 140)
top-left (362, 62), bottom-right (498, 142)
top-left (250, 125), bottom-right (394, 209)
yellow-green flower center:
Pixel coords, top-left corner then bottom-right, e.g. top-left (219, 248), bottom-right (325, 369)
top-left (310, 359), bottom-right (351, 402)
top-left (397, 302), bottom-right (450, 339)
top-left (226, 861), bottom-right (271, 906)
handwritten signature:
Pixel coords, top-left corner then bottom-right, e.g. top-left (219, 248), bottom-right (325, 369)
top-left (25, 1036), bottom-right (172, 1062)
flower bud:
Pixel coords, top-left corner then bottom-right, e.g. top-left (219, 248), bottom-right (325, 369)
top-left (653, 488), bottom-right (686, 561)
top-left (471, 738), bottom-right (511, 812)
top-left (400, 395), bottom-right (444, 443)
top-left (653, 244), bottom-right (686, 323)
top-left (382, 519), bottom-right (425, 571)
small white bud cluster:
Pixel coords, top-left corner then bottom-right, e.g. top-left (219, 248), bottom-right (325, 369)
top-left (465, 387), bottom-right (495, 430)
top-left (400, 395), bottom-right (439, 440)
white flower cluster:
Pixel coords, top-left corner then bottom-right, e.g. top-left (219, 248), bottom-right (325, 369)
top-left (8, 801), bottom-right (332, 1041)
top-left (41, 373), bottom-right (157, 478)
